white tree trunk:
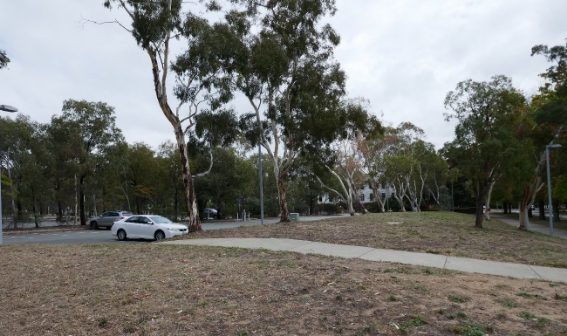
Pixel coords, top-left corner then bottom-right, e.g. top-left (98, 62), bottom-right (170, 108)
top-left (484, 181), bottom-right (496, 221)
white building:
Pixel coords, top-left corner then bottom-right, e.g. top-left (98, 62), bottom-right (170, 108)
top-left (318, 184), bottom-right (395, 205)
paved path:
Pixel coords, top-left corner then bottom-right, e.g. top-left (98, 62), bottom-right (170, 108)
top-left (164, 238), bottom-right (567, 283)
top-left (491, 214), bottom-right (567, 239)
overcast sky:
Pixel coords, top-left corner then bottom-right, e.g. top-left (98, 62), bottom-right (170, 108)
top-left (1, 0), bottom-right (566, 150)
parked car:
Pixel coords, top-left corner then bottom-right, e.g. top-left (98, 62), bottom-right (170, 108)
top-left (89, 211), bottom-right (133, 229)
top-left (111, 215), bottom-right (189, 241)
top-left (203, 208), bottom-right (218, 219)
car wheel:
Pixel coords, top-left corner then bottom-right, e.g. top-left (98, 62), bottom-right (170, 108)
top-left (154, 230), bottom-right (166, 241)
top-left (117, 229), bottom-right (127, 241)
top-left (91, 221), bottom-right (98, 230)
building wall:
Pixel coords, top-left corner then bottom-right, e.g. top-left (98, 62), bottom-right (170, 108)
top-left (318, 184), bottom-right (395, 205)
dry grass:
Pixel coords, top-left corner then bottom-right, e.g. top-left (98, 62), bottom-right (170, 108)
top-left (187, 212), bottom-right (567, 268)
top-left (1, 244), bottom-right (566, 335)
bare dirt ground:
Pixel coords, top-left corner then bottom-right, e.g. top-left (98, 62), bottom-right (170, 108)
top-left (1, 244), bottom-right (566, 335)
top-left (186, 212), bottom-right (567, 268)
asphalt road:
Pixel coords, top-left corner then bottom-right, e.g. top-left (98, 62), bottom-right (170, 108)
top-left (2, 215), bottom-right (344, 245)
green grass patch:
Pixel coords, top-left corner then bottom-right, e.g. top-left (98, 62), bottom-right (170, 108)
top-left (519, 312), bottom-right (536, 319)
top-left (516, 292), bottom-right (548, 300)
top-left (448, 295), bottom-right (470, 303)
top-left (497, 297), bottom-right (518, 308)
top-left (448, 322), bottom-right (493, 336)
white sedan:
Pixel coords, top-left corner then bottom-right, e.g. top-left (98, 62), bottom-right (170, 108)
top-left (111, 215), bottom-right (189, 241)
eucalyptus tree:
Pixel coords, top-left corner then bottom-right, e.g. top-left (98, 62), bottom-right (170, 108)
top-left (0, 115), bottom-right (46, 226)
top-left (314, 136), bottom-right (363, 216)
top-left (381, 122), bottom-right (427, 212)
top-left (46, 113), bottom-right (83, 221)
top-left (17, 123), bottom-right (52, 227)
top-left (223, 0), bottom-right (355, 221)
top-left (357, 126), bottom-right (397, 213)
top-left (101, 0), bottom-right (239, 231)
top-left (50, 100), bottom-right (124, 226)
top-left (514, 40), bottom-right (567, 228)
top-left (443, 75), bottom-right (527, 228)
top-left (298, 98), bottom-right (381, 216)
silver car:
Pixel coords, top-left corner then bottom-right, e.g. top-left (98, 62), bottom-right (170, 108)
top-left (89, 211), bottom-right (133, 229)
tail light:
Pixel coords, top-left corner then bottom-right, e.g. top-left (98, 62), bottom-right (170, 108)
top-left (121, 216), bottom-right (125, 219)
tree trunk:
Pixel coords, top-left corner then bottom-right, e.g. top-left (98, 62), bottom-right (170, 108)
top-left (74, 174), bottom-right (77, 225)
top-left (484, 181), bottom-right (495, 221)
top-left (528, 207), bottom-right (533, 218)
top-left (56, 200), bottom-right (63, 221)
top-left (351, 186), bottom-right (369, 215)
top-left (371, 186), bottom-right (385, 213)
top-left (503, 202), bottom-right (508, 214)
top-left (79, 174), bottom-right (86, 225)
top-left (92, 194), bottom-right (97, 217)
top-left (518, 198), bottom-right (530, 231)
top-left (553, 198), bottom-right (560, 222)
top-left (519, 207), bottom-right (530, 231)
top-left (31, 187), bottom-right (39, 228)
top-left (394, 194), bottom-right (406, 212)
top-left (539, 200), bottom-right (545, 220)
top-left (6, 167), bottom-right (17, 228)
top-left (277, 173), bottom-right (290, 222)
top-left (146, 47), bottom-right (201, 232)
top-left (16, 199), bottom-right (22, 229)
top-left (174, 126), bottom-right (201, 231)
top-left (473, 179), bottom-right (486, 228)
top-left (475, 197), bottom-right (484, 228)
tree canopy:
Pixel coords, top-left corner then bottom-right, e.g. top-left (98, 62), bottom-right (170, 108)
top-left (442, 75), bottom-right (527, 227)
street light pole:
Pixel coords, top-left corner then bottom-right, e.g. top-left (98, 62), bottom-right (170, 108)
top-left (546, 143), bottom-right (562, 237)
top-left (0, 104), bottom-right (19, 245)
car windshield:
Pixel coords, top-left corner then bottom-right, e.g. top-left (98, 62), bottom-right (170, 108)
top-left (150, 216), bottom-right (173, 224)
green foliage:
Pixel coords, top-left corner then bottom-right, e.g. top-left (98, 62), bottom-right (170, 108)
top-left (193, 148), bottom-right (256, 219)
top-left (50, 100), bottom-right (124, 224)
top-left (0, 49), bottom-right (10, 69)
top-left (442, 75), bottom-right (527, 227)
top-left (0, 115), bottom-right (52, 226)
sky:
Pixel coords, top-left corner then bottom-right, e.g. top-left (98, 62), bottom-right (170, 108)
top-left (1, 0), bottom-right (566, 151)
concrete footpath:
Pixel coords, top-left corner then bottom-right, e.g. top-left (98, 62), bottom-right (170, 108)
top-left (491, 214), bottom-right (567, 239)
top-left (163, 238), bottom-right (567, 283)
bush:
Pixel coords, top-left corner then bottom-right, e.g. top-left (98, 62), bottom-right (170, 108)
top-left (366, 202), bottom-right (383, 213)
top-left (453, 207), bottom-right (477, 214)
top-left (321, 203), bottom-right (341, 215)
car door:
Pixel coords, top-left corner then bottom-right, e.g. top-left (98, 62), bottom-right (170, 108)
top-left (122, 216), bottom-right (141, 238)
top-left (98, 212), bottom-right (111, 226)
top-left (137, 216), bottom-right (155, 239)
